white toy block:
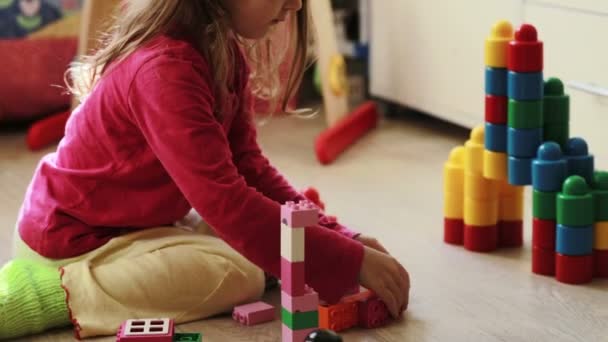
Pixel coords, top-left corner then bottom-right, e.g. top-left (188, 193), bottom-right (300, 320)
top-left (281, 224), bottom-right (305, 262)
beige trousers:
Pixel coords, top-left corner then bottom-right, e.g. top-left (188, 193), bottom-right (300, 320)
top-left (13, 211), bottom-right (265, 338)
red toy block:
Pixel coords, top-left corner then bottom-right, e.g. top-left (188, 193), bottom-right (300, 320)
top-left (532, 246), bottom-right (555, 276)
top-left (464, 225), bottom-right (498, 252)
top-left (281, 201), bottom-right (319, 228)
top-left (302, 187), bottom-right (325, 211)
top-left (281, 257), bottom-right (305, 296)
top-left (26, 110), bottom-right (70, 151)
top-left (116, 318), bottom-right (174, 342)
top-left (498, 220), bottom-right (523, 248)
top-left (507, 24), bottom-right (543, 72)
top-left (485, 95), bottom-right (508, 124)
top-left (318, 300), bottom-right (358, 332)
top-left (593, 249), bottom-right (608, 278)
top-left (532, 218), bottom-right (556, 250)
top-left (281, 324), bottom-right (315, 342)
top-left (232, 301), bottom-right (276, 326)
top-left (357, 294), bottom-right (390, 329)
top-left (315, 101), bottom-right (379, 165)
top-left (555, 253), bottom-right (593, 285)
top-left (282, 287), bottom-right (319, 313)
top-left (444, 218), bottom-right (464, 245)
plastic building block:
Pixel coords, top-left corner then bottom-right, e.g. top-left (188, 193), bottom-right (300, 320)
top-left (543, 78), bottom-right (569, 125)
top-left (564, 138), bottom-right (594, 185)
top-left (483, 150), bottom-right (508, 181)
top-left (532, 142), bottom-right (567, 192)
top-left (315, 100), bottom-right (378, 165)
top-left (507, 71), bottom-right (544, 100)
top-left (232, 301), bottom-right (276, 326)
top-left (508, 156), bottom-right (533, 185)
top-left (464, 173), bottom-right (499, 200)
top-left (557, 176), bottom-right (594, 227)
top-left (499, 179), bottom-right (525, 197)
top-left (281, 258), bottom-right (305, 296)
top-left (532, 245), bottom-right (555, 276)
top-left (464, 225), bottom-right (498, 252)
top-left (498, 182), bottom-right (524, 221)
top-left (543, 123), bottom-right (569, 150)
top-left (281, 201), bottom-right (319, 228)
top-left (281, 225), bottom-right (305, 263)
top-left (302, 187), bottom-right (325, 211)
top-left (508, 99), bottom-right (543, 129)
top-left (593, 249), bottom-right (608, 278)
top-left (555, 253), bottom-right (593, 285)
top-left (173, 333), bottom-right (202, 342)
top-left (305, 329), bottom-right (343, 342)
top-left (464, 125), bottom-right (485, 175)
top-left (444, 192), bottom-right (464, 219)
top-left (444, 218), bottom-right (464, 245)
top-left (26, 110), bottom-right (70, 151)
top-left (282, 324), bottom-right (315, 342)
top-left (485, 67), bottom-right (508, 96)
top-left (464, 198), bottom-right (498, 226)
top-left (507, 127), bottom-right (543, 158)
top-left (498, 221), bottom-right (523, 248)
top-left (443, 146), bottom-right (465, 197)
top-left (507, 24), bottom-right (543, 72)
top-left (594, 221), bottom-right (608, 250)
top-left (532, 218), bottom-right (556, 250)
top-left (485, 20), bottom-right (513, 68)
top-left (282, 287), bottom-right (319, 313)
top-left (593, 171), bottom-right (608, 221)
top-left (484, 122), bottom-right (507, 152)
top-left (281, 308), bottom-right (319, 330)
top-left (117, 318), bottom-right (174, 342)
top-left (533, 190), bottom-right (557, 220)
top-left (555, 224), bottom-right (594, 256)
top-left (318, 300), bottom-right (358, 332)
top-left (357, 295), bottom-right (390, 329)
top-left (485, 95), bottom-right (508, 124)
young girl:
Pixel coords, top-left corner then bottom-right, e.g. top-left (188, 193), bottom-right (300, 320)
top-left (0, 0), bottom-right (410, 339)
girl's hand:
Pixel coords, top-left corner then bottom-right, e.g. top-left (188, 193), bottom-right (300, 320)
top-left (355, 234), bottom-right (390, 254)
top-left (358, 246), bottom-right (410, 319)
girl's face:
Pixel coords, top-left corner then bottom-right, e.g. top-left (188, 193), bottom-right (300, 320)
top-left (221, 0), bottom-right (303, 39)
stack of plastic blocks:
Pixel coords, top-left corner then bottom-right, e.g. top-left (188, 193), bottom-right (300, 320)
top-left (593, 171), bottom-right (608, 277)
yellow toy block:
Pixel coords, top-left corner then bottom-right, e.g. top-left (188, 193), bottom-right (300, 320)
top-left (464, 125), bottom-right (485, 176)
top-left (444, 192), bottom-right (464, 219)
top-left (464, 198), bottom-right (498, 226)
top-left (594, 221), bottom-right (608, 250)
top-left (443, 146), bottom-right (465, 194)
top-left (499, 195), bottom-right (524, 221)
top-left (483, 150), bottom-right (507, 181)
top-left (484, 20), bottom-right (513, 68)
top-left (464, 173), bottom-right (499, 200)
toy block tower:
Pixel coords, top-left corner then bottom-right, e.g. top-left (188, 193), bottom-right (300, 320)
top-left (443, 146), bottom-right (465, 245)
top-left (592, 171), bottom-right (608, 277)
top-left (506, 24), bottom-right (544, 186)
top-left (280, 201), bottom-right (320, 342)
top-left (543, 78), bottom-right (570, 148)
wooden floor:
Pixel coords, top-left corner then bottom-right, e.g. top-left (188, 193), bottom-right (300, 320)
top-left (2, 110), bottom-right (608, 341)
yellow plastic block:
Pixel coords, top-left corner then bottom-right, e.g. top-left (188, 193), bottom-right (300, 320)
top-left (464, 125), bottom-right (485, 176)
top-left (484, 20), bottom-right (514, 68)
top-left (594, 221), bottom-right (608, 250)
top-left (464, 198), bottom-right (499, 226)
top-left (499, 195), bottom-right (524, 221)
top-left (483, 150), bottom-right (507, 181)
top-left (444, 146), bottom-right (465, 194)
top-left (464, 173), bottom-right (499, 200)
top-left (444, 192), bottom-right (464, 219)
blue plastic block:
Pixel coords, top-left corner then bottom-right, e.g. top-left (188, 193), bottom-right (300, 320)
top-left (508, 156), bottom-right (533, 185)
top-left (508, 71), bottom-right (543, 100)
top-left (532, 142), bottom-right (568, 192)
top-left (485, 67), bottom-right (508, 96)
top-left (507, 127), bottom-right (543, 158)
top-left (564, 137), bottom-right (594, 185)
top-left (556, 224), bottom-right (593, 256)
top-left (484, 122), bottom-right (507, 152)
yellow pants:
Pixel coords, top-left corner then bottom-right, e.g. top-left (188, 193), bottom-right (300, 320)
top-left (12, 210), bottom-right (265, 338)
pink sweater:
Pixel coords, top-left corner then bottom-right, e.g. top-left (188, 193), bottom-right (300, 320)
top-left (17, 35), bottom-right (364, 303)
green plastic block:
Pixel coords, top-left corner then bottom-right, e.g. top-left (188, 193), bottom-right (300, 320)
top-left (174, 333), bottom-right (202, 342)
top-left (593, 171), bottom-right (608, 221)
top-left (543, 78), bottom-right (570, 125)
top-left (533, 189), bottom-right (557, 220)
top-left (557, 176), bottom-right (594, 226)
top-left (508, 99), bottom-right (543, 129)
top-left (281, 307), bottom-right (318, 330)
top-left (543, 123), bottom-right (569, 149)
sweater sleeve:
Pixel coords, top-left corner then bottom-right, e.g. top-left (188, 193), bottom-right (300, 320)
top-left (127, 52), bottom-right (364, 303)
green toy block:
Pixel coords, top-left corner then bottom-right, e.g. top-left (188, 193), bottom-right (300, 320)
top-left (281, 307), bottom-right (318, 330)
top-left (543, 77), bottom-right (570, 125)
top-left (174, 333), bottom-right (202, 342)
top-left (533, 189), bottom-right (557, 220)
top-left (508, 99), bottom-right (543, 129)
top-left (557, 176), bottom-right (594, 226)
top-left (593, 171), bottom-right (608, 221)
top-left (543, 123), bottom-right (569, 149)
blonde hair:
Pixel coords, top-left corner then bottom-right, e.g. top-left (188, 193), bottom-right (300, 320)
top-left (69, 0), bottom-right (312, 115)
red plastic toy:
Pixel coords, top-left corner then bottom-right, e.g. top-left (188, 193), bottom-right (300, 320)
top-left (464, 225), bottom-right (498, 252)
top-left (507, 24), bottom-right (543, 72)
top-left (484, 95), bottom-right (508, 124)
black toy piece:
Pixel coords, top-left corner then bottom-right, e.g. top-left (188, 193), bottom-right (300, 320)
top-left (305, 329), bottom-right (343, 342)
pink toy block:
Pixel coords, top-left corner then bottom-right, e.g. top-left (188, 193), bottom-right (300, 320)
top-left (281, 324), bottom-right (315, 342)
top-left (281, 226), bottom-right (305, 262)
top-left (281, 201), bottom-right (319, 228)
top-left (358, 295), bottom-right (390, 329)
top-left (281, 286), bottom-right (319, 313)
top-left (281, 257), bottom-right (305, 296)
top-left (116, 318), bottom-right (174, 342)
top-left (232, 301), bottom-right (276, 326)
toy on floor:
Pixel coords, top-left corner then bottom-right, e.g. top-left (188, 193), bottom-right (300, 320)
top-left (232, 301), bottom-right (276, 326)
top-left (305, 329), bottom-right (343, 342)
top-left (318, 288), bottom-right (391, 332)
top-left (116, 318), bottom-right (201, 342)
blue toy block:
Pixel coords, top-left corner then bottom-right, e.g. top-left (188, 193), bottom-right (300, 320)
top-left (507, 127), bottom-right (543, 158)
top-left (485, 67), bottom-right (508, 96)
top-left (508, 71), bottom-right (543, 100)
top-left (564, 137), bottom-right (594, 185)
top-left (556, 224), bottom-right (593, 256)
top-left (508, 156), bottom-right (533, 185)
top-left (484, 122), bottom-right (507, 152)
top-left (532, 142), bottom-right (568, 192)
